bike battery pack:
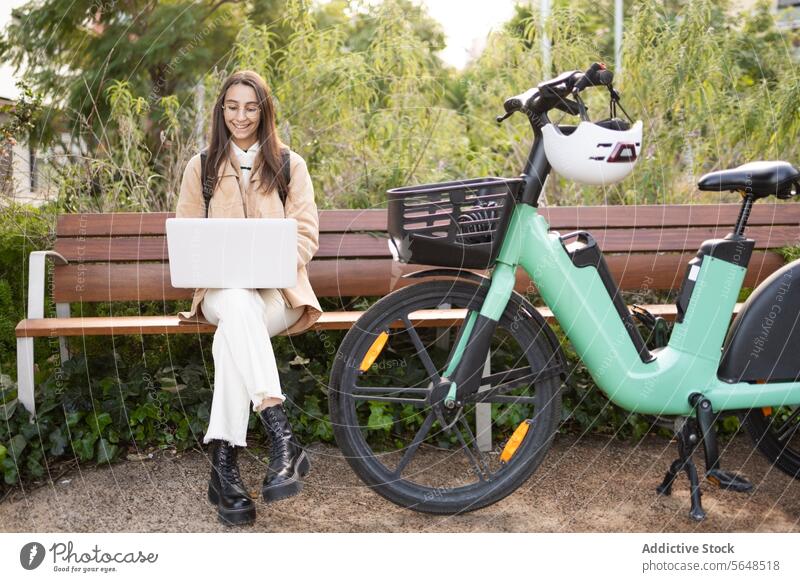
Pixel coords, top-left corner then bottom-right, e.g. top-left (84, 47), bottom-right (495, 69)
top-left (559, 230), bottom-right (653, 363)
top-left (676, 236), bottom-right (754, 324)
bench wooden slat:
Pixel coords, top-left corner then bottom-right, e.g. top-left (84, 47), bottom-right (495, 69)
top-left (541, 203), bottom-right (800, 228)
top-left (14, 309), bottom-right (476, 336)
top-left (50, 251), bottom-right (785, 302)
top-left (549, 225), bottom-right (799, 251)
top-left (15, 302), bottom-right (746, 338)
top-left (56, 210), bottom-right (392, 236)
top-left (51, 225), bottom-right (799, 263)
top-left (54, 204), bottom-right (800, 237)
top-left (318, 210), bottom-right (387, 232)
top-left (52, 233), bottom-right (392, 261)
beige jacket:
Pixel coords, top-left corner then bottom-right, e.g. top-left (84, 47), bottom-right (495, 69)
top-left (174, 146), bottom-right (322, 335)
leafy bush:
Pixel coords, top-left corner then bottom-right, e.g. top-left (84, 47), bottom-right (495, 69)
top-left (0, 201), bottom-right (56, 375)
top-left (0, 339), bottom-right (339, 491)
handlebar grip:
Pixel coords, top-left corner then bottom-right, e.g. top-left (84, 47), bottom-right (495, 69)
top-left (573, 62), bottom-right (613, 92)
top-left (573, 63), bottom-right (601, 92)
top-left (595, 68), bottom-right (614, 86)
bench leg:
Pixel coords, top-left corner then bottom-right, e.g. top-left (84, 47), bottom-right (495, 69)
top-left (55, 302), bottom-right (71, 362)
top-left (434, 303), bottom-right (451, 351)
top-left (476, 354), bottom-right (492, 452)
top-left (16, 337), bottom-right (36, 422)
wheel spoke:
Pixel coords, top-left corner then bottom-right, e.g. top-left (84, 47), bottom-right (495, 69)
top-left (483, 365), bottom-right (562, 389)
top-left (352, 394), bottom-right (428, 406)
top-left (452, 415), bottom-right (492, 481)
top-left (351, 385), bottom-right (430, 406)
top-left (402, 315), bottom-right (441, 382)
top-left (471, 394), bottom-right (537, 405)
top-left (353, 386), bottom-right (430, 394)
top-left (775, 407), bottom-right (800, 442)
top-left (393, 411), bottom-right (436, 477)
top-left (464, 365), bottom-right (561, 404)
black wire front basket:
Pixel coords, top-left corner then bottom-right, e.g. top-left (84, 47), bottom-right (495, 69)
top-left (387, 177), bottom-right (523, 270)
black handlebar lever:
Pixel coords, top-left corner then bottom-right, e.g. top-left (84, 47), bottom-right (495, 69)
top-left (538, 69), bottom-right (582, 96)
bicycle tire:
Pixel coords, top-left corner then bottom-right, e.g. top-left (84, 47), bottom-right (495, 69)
top-left (329, 279), bottom-right (564, 514)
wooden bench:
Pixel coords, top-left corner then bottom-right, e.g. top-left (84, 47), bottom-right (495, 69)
top-left (15, 203), bottom-right (800, 425)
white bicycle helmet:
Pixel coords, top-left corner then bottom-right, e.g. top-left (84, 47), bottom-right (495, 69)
top-left (541, 119), bottom-right (643, 186)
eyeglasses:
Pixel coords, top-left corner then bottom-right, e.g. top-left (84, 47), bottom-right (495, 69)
top-left (222, 104), bottom-right (260, 118)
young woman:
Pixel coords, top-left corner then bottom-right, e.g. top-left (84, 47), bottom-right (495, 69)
top-left (174, 70), bottom-right (322, 527)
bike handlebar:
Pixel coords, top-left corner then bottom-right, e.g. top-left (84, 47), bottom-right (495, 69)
top-left (497, 62), bottom-right (614, 122)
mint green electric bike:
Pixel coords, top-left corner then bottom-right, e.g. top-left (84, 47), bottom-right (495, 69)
top-left (329, 64), bottom-right (800, 520)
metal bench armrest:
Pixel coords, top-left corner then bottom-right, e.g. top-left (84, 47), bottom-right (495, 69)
top-left (27, 250), bottom-right (68, 319)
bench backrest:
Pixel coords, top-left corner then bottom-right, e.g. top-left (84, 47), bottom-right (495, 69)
top-left (50, 204), bottom-right (800, 304)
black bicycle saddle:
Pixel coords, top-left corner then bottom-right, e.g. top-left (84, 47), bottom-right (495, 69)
top-left (698, 161), bottom-right (800, 199)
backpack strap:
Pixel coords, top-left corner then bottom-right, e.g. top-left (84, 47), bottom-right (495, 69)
top-left (200, 147), bottom-right (291, 217)
top-left (200, 149), bottom-right (213, 218)
top-left (278, 147), bottom-right (291, 206)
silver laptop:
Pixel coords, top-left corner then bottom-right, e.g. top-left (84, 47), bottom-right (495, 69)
top-left (166, 218), bottom-right (297, 289)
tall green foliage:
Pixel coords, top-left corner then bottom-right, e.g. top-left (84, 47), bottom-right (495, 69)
top-left (0, 203), bottom-right (55, 376)
top-left (458, 0), bottom-right (799, 206)
top-left (0, 0), bottom-right (247, 154)
top-left (619, 0), bottom-right (799, 204)
top-left (237, 0), bottom-right (467, 208)
top-left (8, 0), bottom-right (797, 210)
top-left (56, 81), bottom-right (181, 213)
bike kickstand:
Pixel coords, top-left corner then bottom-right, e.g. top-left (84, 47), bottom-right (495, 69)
top-left (690, 393), bottom-right (753, 493)
top-left (656, 417), bottom-right (706, 521)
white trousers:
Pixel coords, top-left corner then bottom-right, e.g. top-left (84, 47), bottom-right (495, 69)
top-left (200, 288), bottom-right (304, 447)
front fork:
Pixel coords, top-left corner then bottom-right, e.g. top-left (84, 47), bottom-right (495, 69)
top-left (442, 261), bottom-right (518, 407)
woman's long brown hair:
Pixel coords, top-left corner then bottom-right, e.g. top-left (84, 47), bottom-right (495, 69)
top-left (205, 70), bottom-right (288, 199)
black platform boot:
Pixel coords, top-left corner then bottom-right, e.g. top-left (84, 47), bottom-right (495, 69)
top-left (207, 439), bottom-right (256, 526)
top-left (258, 404), bottom-right (310, 502)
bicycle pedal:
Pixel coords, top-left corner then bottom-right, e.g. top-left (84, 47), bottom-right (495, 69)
top-left (631, 304), bottom-right (656, 327)
top-left (706, 469), bottom-right (753, 492)
top-left (631, 304), bottom-right (670, 348)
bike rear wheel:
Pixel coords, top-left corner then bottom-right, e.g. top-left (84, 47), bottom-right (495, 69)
top-left (744, 405), bottom-right (800, 479)
top-left (329, 279), bottom-right (564, 514)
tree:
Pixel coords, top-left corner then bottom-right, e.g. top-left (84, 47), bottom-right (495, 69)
top-left (0, 0), bottom-right (249, 156)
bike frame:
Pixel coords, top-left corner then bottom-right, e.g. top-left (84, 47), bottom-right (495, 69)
top-left (447, 118), bottom-right (800, 416)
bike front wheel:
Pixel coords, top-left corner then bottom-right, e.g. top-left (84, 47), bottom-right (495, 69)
top-left (329, 279), bottom-right (564, 514)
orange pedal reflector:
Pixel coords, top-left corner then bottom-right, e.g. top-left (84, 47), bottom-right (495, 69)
top-left (359, 331), bottom-right (389, 372)
top-left (500, 420), bottom-right (532, 463)
top-left (762, 407), bottom-right (773, 416)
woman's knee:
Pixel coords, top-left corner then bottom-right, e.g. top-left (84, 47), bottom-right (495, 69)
top-left (266, 307), bottom-right (303, 337)
top-left (204, 288), bottom-right (259, 320)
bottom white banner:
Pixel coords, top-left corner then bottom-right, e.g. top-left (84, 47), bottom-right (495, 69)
top-left (1, 532), bottom-right (797, 581)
